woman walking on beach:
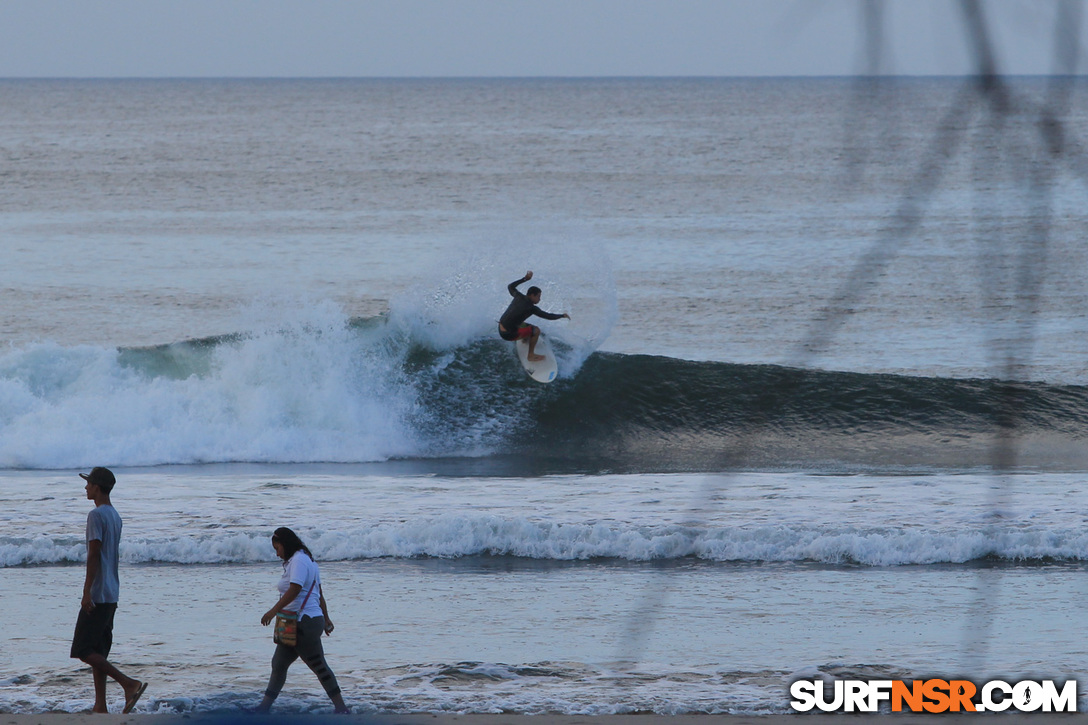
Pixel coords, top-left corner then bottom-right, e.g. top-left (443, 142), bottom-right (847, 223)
top-left (257, 527), bottom-right (349, 714)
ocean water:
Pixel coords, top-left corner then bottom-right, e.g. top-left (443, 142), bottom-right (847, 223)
top-left (3, 77), bottom-right (1088, 715)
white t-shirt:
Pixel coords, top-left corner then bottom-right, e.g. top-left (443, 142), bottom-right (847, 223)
top-left (277, 551), bottom-right (323, 618)
top-left (87, 504), bottom-right (122, 604)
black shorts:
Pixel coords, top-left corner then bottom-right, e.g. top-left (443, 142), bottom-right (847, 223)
top-left (70, 603), bottom-right (117, 659)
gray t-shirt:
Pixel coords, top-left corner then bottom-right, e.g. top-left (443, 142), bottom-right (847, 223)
top-left (86, 504), bottom-right (122, 604)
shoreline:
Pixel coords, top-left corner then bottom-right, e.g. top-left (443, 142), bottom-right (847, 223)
top-left (2, 717), bottom-right (786, 725)
top-left (6, 715), bottom-right (1088, 724)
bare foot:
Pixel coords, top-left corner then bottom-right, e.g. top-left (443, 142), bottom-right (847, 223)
top-left (528, 353), bottom-right (545, 362)
top-left (254, 694), bottom-right (274, 714)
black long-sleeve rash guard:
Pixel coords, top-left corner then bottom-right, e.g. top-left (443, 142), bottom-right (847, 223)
top-left (499, 276), bottom-right (564, 330)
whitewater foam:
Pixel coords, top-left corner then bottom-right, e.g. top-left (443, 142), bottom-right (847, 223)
top-left (1, 240), bottom-right (619, 471)
top-left (0, 299), bottom-right (451, 469)
top-left (7, 514), bottom-right (1088, 568)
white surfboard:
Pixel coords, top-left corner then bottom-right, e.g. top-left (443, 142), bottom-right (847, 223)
top-left (516, 335), bottom-right (558, 383)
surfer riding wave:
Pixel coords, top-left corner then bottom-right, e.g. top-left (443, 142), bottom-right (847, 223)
top-left (498, 271), bottom-right (570, 361)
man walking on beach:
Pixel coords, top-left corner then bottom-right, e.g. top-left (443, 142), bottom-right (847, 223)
top-left (71, 466), bottom-right (147, 714)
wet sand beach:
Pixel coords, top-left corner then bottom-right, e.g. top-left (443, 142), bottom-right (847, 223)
top-left (3, 714), bottom-right (1086, 725)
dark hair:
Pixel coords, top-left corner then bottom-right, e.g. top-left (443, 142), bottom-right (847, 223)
top-left (527, 286), bottom-right (541, 297)
top-left (271, 527), bottom-right (314, 561)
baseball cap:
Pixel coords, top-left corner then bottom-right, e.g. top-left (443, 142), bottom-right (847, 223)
top-left (79, 466), bottom-right (116, 492)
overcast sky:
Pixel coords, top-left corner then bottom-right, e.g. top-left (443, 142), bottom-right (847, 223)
top-left (0, 0), bottom-right (1082, 78)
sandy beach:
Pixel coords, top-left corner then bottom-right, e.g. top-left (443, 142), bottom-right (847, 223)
top-left (0, 715), bottom-right (795, 725)
top-left (8, 714), bottom-right (1088, 725)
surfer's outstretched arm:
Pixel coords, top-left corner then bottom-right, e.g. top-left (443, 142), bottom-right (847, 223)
top-left (532, 307), bottom-right (567, 321)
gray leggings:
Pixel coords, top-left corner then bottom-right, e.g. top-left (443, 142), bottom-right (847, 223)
top-left (264, 615), bottom-right (342, 700)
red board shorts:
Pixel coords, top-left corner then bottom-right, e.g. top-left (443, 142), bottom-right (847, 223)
top-left (499, 324), bottom-right (537, 342)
